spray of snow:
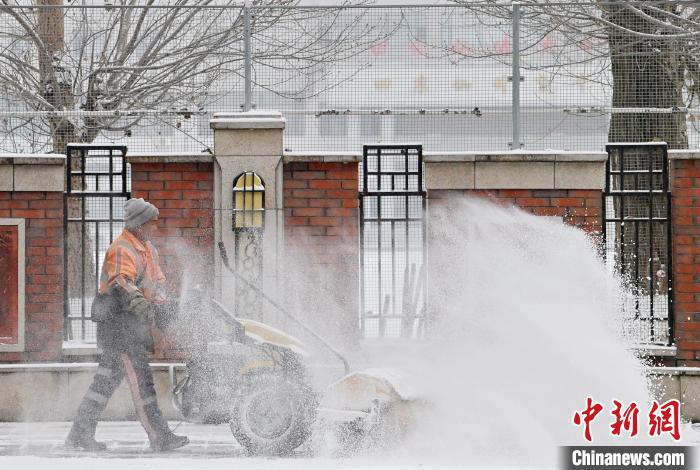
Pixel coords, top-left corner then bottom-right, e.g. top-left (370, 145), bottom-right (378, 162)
top-left (347, 197), bottom-right (661, 466)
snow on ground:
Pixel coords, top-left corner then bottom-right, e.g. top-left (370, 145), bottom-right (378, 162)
top-left (1, 421), bottom-right (700, 470)
top-left (0, 421), bottom-right (465, 470)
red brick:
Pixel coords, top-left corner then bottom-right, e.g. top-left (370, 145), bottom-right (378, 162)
top-left (292, 208), bottom-right (325, 217)
top-left (164, 200), bottom-right (199, 209)
top-left (12, 209), bottom-right (44, 218)
top-left (309, 180), bottom-right (342, 190)
top-left (284, 180), bottom-right (308, 189)
top-left (673, 167), bottom-right (700, 178)
top-left (165, 180), bottom-right (198, 191)
top-left (497, 190), bottom-right (533, 198)
top-left (26, 247), bottom-right (46, 256)
top-left (197, 216), bottom-right (213, 227)
top-left (286, 217), bottom-right (309, 226)
top-left (285, 226), bottom-right (326, 237)
top-left (133, 163), bottom-right (164, 171)
top-left (327, 189), bottom-right (357, 199)
top-left (158, 208), bottom-right (183, 218)
top-left (551, 198), bottom-right (585, 207)
top-left (567, 190), bottom-right (599, 197)
top-left (293, 171), bottom-right (326, 180)
top-left (0, 200), bottom-right (28, 209)
top-left (197, 180), bottom-right (214, 190)
top-left (284, 198), bottom-right (309, 208)
top-left (308, 198), bottom-right (341, 208)
top-left (341, 180), bottom-right (359, 190)
top-left (677, 341), bottom-right (700, 351)
top-left (12, 192), bottom-right (46, 200)
top-left (46, 246), bottom-right (63, 256)
top-left (182, 209), bottom-right (211, 219)
top-left (149, 190), bottom-right (182, 200)
top-left (678, 207), bottom-right (700, 217)
top-left (29, 274), bottom-right (60, 285)
top-left (293, 189), bottom-right (325, 198)
top-left (181, 171), bottom-right (212, 181)
top-left (133, 180), bottom-right (164, 191)
top-left (164, 163), bottom-right (199, 172)
top-left (28, 199), bottom-right (62, 209)
top-left (327, 170), bottom-right (359, 180)
top-left (310, 217), bottom-right (342, 226)
top-left (26, 265), bottom-right (45, 275)
top-left (25, 284), bottom-right (45, 294)
top-left (285, 162), bottom-right (308, 171)
top-left (327, 226), bottom-right (358, 236)
top-left (342, 199), bottom-right (359, 208)
top-left (46, 265), bottom-right (62, 275)
top-left (149, 171), bottom-right (182, 181)
top-left (308, 162), bottom-right (350, 171)
top-left (30, 237), bottom-right (60, 247)
top-left (186, 190), bottom-right (211, 200)
top-left (326, 208), bottom-right (357, 217)
top-left (515, 197), bottom-right (549, 207)
top-left (531, 207), bottom-right (563, 217)
top-left (27, 218), bottom-right (62, 228)
top-left (43, 283), bottom-right (61, 294)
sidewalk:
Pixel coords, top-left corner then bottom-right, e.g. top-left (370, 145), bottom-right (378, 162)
top-left (0, 421), bottom-right (249, 458)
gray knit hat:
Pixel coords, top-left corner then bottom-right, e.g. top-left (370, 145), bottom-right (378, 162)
top-left (124, 198), bottom-right (159, 230)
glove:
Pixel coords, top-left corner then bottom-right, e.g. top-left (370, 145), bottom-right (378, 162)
top-left (153, 301), bottom-right (178, 330)
top-left (129, 295), bottom-right (154, 322)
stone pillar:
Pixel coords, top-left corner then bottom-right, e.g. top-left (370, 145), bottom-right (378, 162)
top-left (210, 111), bottom-right (285, 320)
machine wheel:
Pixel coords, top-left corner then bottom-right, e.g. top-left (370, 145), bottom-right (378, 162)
top-left (230, 373), bottom-right (317, 456)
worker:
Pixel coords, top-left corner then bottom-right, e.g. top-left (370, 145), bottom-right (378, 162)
top-left (65, 198), bottom-right (189, 452)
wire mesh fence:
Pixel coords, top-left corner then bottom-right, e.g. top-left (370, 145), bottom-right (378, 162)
top-left (1, 2), bottom-right (700, 154)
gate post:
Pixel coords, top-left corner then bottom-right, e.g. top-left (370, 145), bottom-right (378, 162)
top-left (210, 111), bottom-right (285, 320)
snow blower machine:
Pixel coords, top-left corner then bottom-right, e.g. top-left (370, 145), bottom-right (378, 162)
top-left (168, 242), bottom-right (414, 456)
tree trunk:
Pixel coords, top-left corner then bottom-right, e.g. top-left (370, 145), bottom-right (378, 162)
top-left (605, 5), bottom-right (687, 149)
top-left (37, 1), bottom-right (97, 338)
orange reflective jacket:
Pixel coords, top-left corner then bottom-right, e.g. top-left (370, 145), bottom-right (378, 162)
top-left (99, 229), bottom-right (166, 303)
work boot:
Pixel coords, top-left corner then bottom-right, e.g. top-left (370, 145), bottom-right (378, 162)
top-left (64, 422), bottom-right (107, 452)
top-left (150, 432), bottom-right (189, 452)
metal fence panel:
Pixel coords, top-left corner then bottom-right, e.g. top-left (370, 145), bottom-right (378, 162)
top-left (360, 144), bottom-right (427, 339)
top-left (64, 145), bottom-right (129, 343)
top-left (2, 3), bottom-right (697, 153)
top-left (603, 143), bottom-right (673, 345)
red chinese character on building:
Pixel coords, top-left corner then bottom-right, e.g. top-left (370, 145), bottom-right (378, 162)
top-left (610, 400), bottom-right (639, 437)
top-left (573, 397), bottom-right (604, 442)
top-left (648, 399), bottom-right (681, 441)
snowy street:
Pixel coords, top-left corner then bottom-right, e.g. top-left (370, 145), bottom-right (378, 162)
top-left (2, 420), bottom-right (700, 470)
top-left (0, 421), bottom-right (446, 470)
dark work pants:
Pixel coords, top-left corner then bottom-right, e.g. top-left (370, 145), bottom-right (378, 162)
top-left (73, 348), bottom-right (171, 443)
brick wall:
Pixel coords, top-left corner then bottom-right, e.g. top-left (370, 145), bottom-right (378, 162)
top-left (671, 159), bottom-right (700, 365)
top-left (282, 161), bottom-right (359, 347)
top-left (428, 189), bottom-right (603, 234)
top-left (130, 161), bottom-right (214, 360)
top-left (0, 191), bottom-right (63, 362)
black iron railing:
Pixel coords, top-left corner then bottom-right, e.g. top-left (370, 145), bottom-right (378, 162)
top-left (359, 144), bottom-right (427, 339)
top-left (64, 145), bottom-right (129, 342)
top-left (603, 143), bottom-right (673, 346)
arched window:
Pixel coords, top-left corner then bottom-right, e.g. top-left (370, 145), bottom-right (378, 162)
top-left (232, 171), bottom-right (265, 229)
top-left (231, 171), bottom-right (265, 319)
